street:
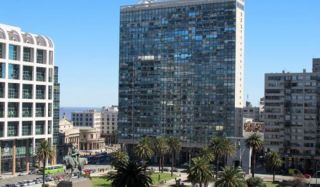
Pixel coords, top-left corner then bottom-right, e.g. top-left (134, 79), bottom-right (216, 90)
top-left (0, 174), bottom-right (41, 186)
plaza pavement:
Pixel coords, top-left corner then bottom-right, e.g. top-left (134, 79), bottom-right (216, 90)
top-left (2, 167), bottom-right (320, 186)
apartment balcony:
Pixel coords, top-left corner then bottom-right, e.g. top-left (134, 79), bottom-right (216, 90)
top-left (36, 104), bottom-right (45, 117)
top-left (36, 68), bottom-right (46, 82)
top-left (22, 103), bottom-right (33, 118)
top-left (0, 122), bottom-right (3, 137)
top-left (48, 103), bottom-right (52, 117)
top-left (23, 66), bottom-right (33, 81)
top-left (36, 85), bottom-right (46, 99)
top-left (0, 43), bottom-right (5, 59)
top-left (7, 122), bottom-right (19, 137)
top-left (36, 74), bottom-right (45, 82)
top-left (0, 83), bottom-right (4, 98)
top-left (36, 93), bottom-right (45, 100)
top-left (36, 49), bottom-right (46, 64)
top-left (36, 121), bottom-right (45, 135)
top-left (23, 85), bottom-right (33, 99)
top-left (22, 122), bottom-right (32, 136)
top-left (8, 64), bottom-right (20, 80)
top-left (0, 63), bottom-right (5, 79)
top-left (23, 47), bottom-right (34, 62)
top-left (8, 103), bottom-right (19, 118)
top-left (8, 83), bottom-right (19, 99)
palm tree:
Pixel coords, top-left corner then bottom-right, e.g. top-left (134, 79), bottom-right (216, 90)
top-left (246, 133), bottom-right (264, 178)
top-left (36, 140), bottom-right (55, 187)
top-left (200, 147), bottom-right (215, 163)
top-left (215, 166), bottom-right (246, 187)
top-left (187, 157), bottom-right (214, 187)
top-left (167, 137), bottom-right (181, 176)
top-left (153, 137), bottom-right (169, 173)
top-left (135, 137), bottom-right (154, 164)
top-left (111, 150), bottom-right (129, 167)
top-left (107, 161), bottom-right (152, 187)
top-left (265, 151), bottom-right (282, 182)
top-left (210, 137), bottom-right (235, 178)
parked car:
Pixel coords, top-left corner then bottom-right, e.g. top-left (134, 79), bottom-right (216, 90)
top-left (45, 176), bottom-right (54, 182)
top-left (26, 180), bottom-right (36, 186)
top-left (5, 184), bottom-right (16, 187)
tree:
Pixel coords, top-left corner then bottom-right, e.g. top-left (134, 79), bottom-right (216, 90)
top-left (107, 161), bottom-right (152, 187)
top-left (187, 157), bottom-right (214, 187)
top-left (111, 150), bottom-right (129, 168)
top-left (215, 166), bottom-right (246, 187)
top-left (153, 137), bottom-right (169, 173)
top-left (265, 151), bottom-right (282, 182)
top-left (210, 137), bottom-right (235, 178)
top-left (246, 133), bottom-right (263, 178)
top-left (36, 140), bottom-right (55, 187)
top-left (167, 137), bottom-right (181, 176)
top-left (135, 137), bottom-right (154, 164)
top-left (200, 147), bottom-right (215, 163)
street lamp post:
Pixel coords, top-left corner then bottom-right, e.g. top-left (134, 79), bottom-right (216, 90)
top-left (238, 140), bottom-right (242, 167)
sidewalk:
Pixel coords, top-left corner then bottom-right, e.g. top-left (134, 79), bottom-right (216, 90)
top-left (255, 173), bottom-right (320, 185)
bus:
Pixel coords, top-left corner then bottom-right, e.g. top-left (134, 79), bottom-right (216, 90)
top-left (44, 165), bottom-right (65, 175)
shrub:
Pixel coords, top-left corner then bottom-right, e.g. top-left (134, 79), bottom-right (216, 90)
top-left (288, 169), bottom-right (301, 176)
top-left (246, 177), bottom-right (266, 187)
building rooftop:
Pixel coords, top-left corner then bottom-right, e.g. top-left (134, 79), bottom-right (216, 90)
top-left (122, 0), bottom-right (240, 12)
top-left (0, 23), bottom-right (54, 48)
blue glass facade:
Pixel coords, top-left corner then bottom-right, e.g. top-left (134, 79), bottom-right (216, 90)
top-left (53, 66), bottom-right (60, 145)
top-left (9, 44), bottom-right (18, 61)
top-left (119, 0), bottom-right (244, 146)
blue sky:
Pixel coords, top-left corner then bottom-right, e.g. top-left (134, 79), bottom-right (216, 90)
top-left (0, 0), bottom-right (319, 107)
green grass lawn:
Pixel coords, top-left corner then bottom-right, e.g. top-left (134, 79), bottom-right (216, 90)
top-left (92, 173), bottom-right (177, 187)
top-left (151, 172), bottom-right (177, 185)
top-left (92, 177), bottom-right (112, 187)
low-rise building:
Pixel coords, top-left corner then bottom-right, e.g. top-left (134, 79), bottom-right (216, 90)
top-left (72, 110), bottom-right (101, 130)
top-left (79, 127), bottom-right (105, 154)
top-left (58, 115), bottom-right (106, 160)
top-left (101, 106), bottom-right (118, 136)
top-left (101, 106), bottom-right (118, 144)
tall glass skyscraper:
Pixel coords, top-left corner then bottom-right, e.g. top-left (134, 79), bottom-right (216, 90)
top-left (119, 0), bottom-right (245, 147)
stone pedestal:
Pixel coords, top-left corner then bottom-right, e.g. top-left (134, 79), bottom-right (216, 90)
top-left (57, 178), bottom-right (92, 187)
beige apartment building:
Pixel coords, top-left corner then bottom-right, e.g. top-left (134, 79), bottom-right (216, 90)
top-left (264, 58), bottom-right (320, 172)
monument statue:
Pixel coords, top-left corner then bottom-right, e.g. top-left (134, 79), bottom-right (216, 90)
top-left (63, 145), bottom-right (88, 178)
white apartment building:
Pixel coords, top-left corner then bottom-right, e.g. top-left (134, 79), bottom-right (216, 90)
top-left (0, 24), bottom-right (55, 174)
top-left (72, 110), bottom-right (101, 130)
top-left (101, 106), bottom-right (118, 136)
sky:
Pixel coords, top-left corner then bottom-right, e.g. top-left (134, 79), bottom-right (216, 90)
top-left (0, 0), bottom-right (319, 107)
